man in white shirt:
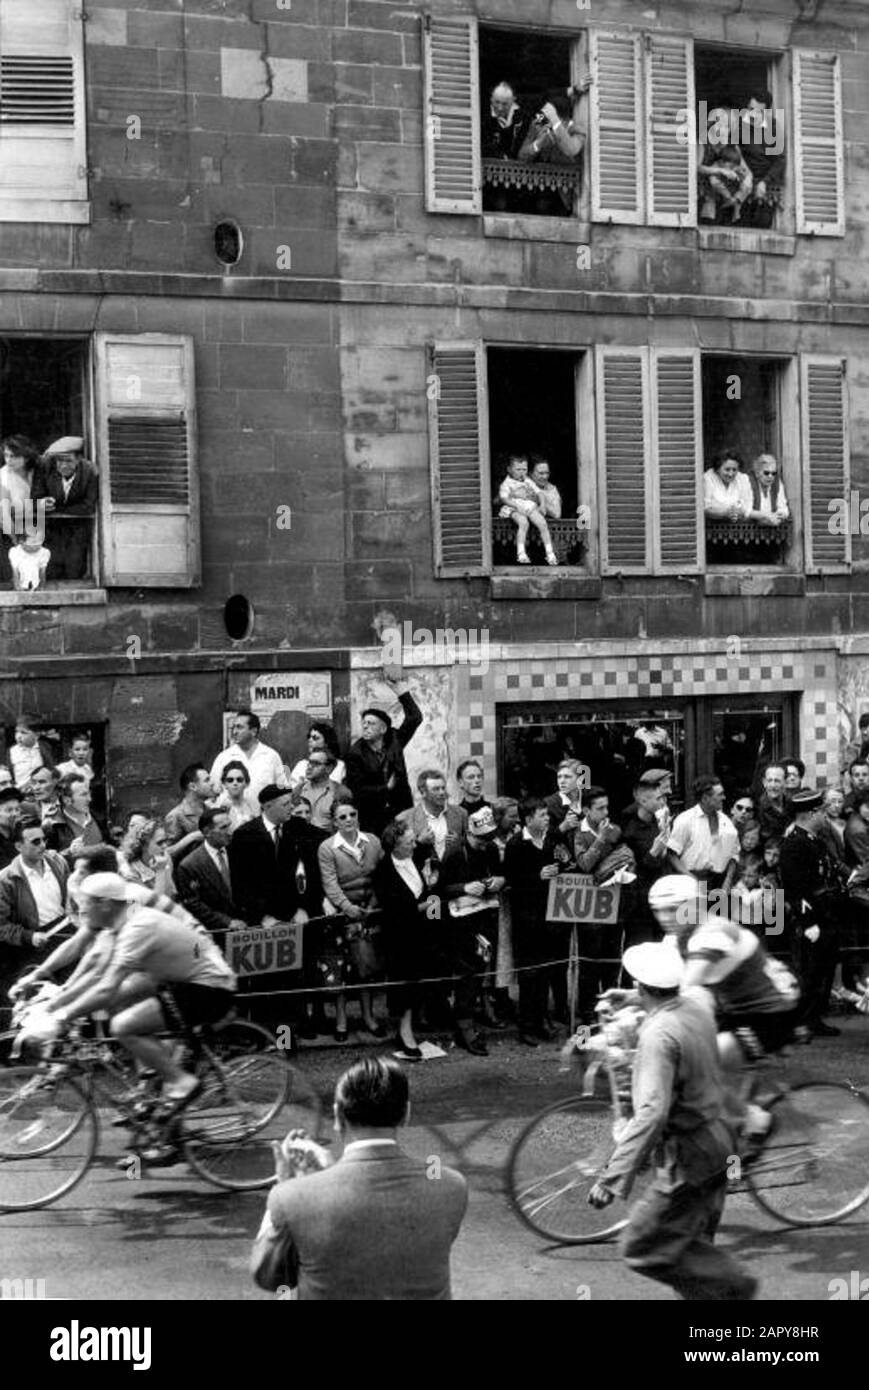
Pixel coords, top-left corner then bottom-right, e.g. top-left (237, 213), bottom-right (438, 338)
top-left (0, 817), bottom-right (69, 1000)
top-left (667, 775), bottom-right (739, 893)
top-left (210, 710), bottom-right (286, 803)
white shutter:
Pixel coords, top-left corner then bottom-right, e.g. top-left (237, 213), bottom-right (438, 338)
top-left (428, 342), bottom-right (490, 576)
top-left (423, 15), bottom-right (480, 215)
top-left (0, 0), bottom-right (88, 222)
top-left (794, 50), bottom-right (844, 237)
top-left (590, 31), bottom-right (644, 224)
top-left (95, 334), bottom-right (201, 588)
top-left (596, 348), bottom-right (652, 573)
top-left (801, 355), bottom-right (849, 573)
top-left (645, 34), bottom-right (695, 228)
top-left (652, 350), bottom-right (702, 572)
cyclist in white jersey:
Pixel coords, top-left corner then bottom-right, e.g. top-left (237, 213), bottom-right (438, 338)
top-left (22, 871), bottom-right (236, 1104)
top-left (605, 876), bottom-right (800, 1144)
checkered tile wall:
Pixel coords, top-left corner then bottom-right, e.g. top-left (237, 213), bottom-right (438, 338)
top-left (453, 649), bottom-right (839, 790)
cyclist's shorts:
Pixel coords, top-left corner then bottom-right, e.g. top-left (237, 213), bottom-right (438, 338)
top-left (716, 1008), bottom-right (799, 1062)
top-left (160, 984), bottom-right (235, 1031)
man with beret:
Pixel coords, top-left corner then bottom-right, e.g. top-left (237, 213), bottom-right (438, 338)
top-left (41, 436), bottom-right (98, 582)
top-left (779, 787), bottom-right (843, 1037)
top-left (588, 942), bottom-right (756, 1300)
top-left (345, 673), bottom-right (422, 837)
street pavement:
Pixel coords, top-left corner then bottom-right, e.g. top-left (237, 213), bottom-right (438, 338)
top-left (2, 1017), bottom-right (868, 1302)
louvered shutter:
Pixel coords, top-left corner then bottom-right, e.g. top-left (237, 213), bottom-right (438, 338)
top-left (652, 350), bottom-right (702, 572)
top-left (428, 342), bottom-right (490, 577)
top-left (0, 0), bottom-right (88, 222)
top-left (95, 334), bottom-right (201, 588)
top-left (596, 348), bottom-right (652, 573)
top-left (794, 50), bottom-right (844, 237)
top-left (423, 15), bottom-right (480, 215)
top-left (590, 31), bottom-right (644, 224)
top-left (646, 35), bottom-right (695, 228)
top-left (801, 355), bottom-right (849, 573)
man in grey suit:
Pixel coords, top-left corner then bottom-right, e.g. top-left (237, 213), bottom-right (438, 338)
top-left (250, 1058), bottom-right (468, 1300)
top-left (398, 769), bottom-right (467, 863)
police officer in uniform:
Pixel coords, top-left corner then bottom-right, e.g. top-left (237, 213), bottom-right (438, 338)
top-left (779, 787), bottom-right (842, 1038)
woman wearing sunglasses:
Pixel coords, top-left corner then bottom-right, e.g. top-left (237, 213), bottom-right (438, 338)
top-left (215, 760), bottom-right (259, 832)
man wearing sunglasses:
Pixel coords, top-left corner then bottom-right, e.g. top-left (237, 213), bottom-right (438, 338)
top-left (0, 816), bottom-right (70, 1004)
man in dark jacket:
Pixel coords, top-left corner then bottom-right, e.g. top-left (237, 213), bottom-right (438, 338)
top-left (42, 436), bottom-right (98, 581)
top-left (345, 675), bottom-right (422, 836)
top-left (504, 798), bottom-right (569, 1045)
top-left (437, 805), bottom-right (505, 1053)
top-left (176, 808), bottom-right (247, 950)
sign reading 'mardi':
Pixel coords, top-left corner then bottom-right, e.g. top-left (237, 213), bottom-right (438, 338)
top-left (249, 673), bottom-right (332, 719)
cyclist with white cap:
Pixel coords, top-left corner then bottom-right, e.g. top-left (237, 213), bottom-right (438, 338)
top-left (588, 941), bottom-right (756, 1300)
top-left (607, 874), bottom-right (800, 1144)
top-left (20, 871), bottom-right (236, 1105)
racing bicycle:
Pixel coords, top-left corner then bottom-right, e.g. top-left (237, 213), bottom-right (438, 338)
top-left (506, 1006), bottom-right (869, 1244)
top-left (0, 999), bottom-right (323, 1212)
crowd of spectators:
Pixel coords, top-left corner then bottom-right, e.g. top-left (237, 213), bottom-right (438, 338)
top-left (1, 687), bottom-right (867, 1057)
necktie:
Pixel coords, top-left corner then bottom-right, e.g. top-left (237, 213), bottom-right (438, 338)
top-left (273, 824), bottom-right (282, 855)
top-left (218, 849), bottom-right (230, 884)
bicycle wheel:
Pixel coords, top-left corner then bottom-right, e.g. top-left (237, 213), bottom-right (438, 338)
top-left (507, 1096), bottom-right (647, 1245)
top-left (200, 1019), bottom-right (301, 1132)
top-left (745, 1082), bottom-right (869, 1227)
top-left (183, 1041), bottom-right (323, 1192)
top-left (0, 1066), bottom-right (98, 1211)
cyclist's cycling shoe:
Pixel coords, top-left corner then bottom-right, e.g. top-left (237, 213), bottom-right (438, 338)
top-left (139, 1143), bottom-right (184, 1167)
top-left (154, 1076), bottom-right (203, 1118)
top-left (738, 1110), bottom-right (776, 1170)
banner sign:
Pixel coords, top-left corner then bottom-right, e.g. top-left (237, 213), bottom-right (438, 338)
top-left (250, 673), bottom-right (332, 719)
top-left (546, 873), bottom-right (621, 925)
top-left (226, 922), bottom-right (304, 976)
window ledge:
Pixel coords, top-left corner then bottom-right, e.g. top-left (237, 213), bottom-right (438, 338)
top-left (704, 573), bottom-right (805, 598)
top-left (0, 588), bottom-right (107, 607)
top-left (698, 227), bottom-right (795, 257)
top-left (490, 572), bottom-right (601, 600)
top-left (483, 214), bottom-right (590, 244)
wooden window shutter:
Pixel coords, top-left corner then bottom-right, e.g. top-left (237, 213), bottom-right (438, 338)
top-left (794, 50), bottom-right (844, 237)
top-left (596, 348), bottom-right (652, 573)
top-left (645, 34), bottom-right (695, 228)
top-left (95, 334), bottom-right (201, 588)
top-left (0, 0), bottom-right (88, 222)
top-left (423, 15), bottom-right (480, 215)
top-left (428, 342), bottom-right (490, 577)
top-left (590, 31), bottom-right (644, 224)
top-left (652, 349), bottom-right (702, 573)
top-left (801, 355), bottom-right (850, 573)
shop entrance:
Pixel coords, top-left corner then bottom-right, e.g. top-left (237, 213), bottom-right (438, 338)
top-left (497, 693), bottom-right (799, 816)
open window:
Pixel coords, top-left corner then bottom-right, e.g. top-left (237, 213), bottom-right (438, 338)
top-left (694, 47), bottom-right (786, 231)
top-left (487, 348), bottom-right (586, 568)
top-left (0, 336), bottom-right (95, 590)
top-left (0, 333), bottom-right (201, 596)
top-left (701, 355), bottom-right (795, 568)
top-left (479, 27), bottom-right (584, 219)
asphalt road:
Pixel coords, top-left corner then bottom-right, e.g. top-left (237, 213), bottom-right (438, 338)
top-left (2, 1018), bottom-right (869, 1302)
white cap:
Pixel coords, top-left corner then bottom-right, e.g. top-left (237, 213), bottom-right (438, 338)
top-left (77, 871), bottom-right (129, 901)
top-left (622, 942), bottom-right (684, 990)
top-left (648, 875), bottom-right (699, 910)
top-left (43, 436), bottom-right (84, 458)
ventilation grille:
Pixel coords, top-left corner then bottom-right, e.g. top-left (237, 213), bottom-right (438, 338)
top-left (0, 56), bottom-right (75, 125)
top-left (108, 418), bottom-right (189, 506)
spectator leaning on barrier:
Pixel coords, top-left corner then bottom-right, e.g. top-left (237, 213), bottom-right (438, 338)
top-left (504, 798), bottom-right (570, 1047)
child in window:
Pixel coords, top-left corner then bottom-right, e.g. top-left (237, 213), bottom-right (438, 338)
top-left (498, 454), bottom-right (558, 566)
top-left (697, 109), bottom-right (753, 223)
top-left (9, 535), bottom-right (50, 591)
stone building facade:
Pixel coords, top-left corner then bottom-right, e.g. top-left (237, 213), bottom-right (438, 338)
top-left (0, 0), bottom-right (867, 813)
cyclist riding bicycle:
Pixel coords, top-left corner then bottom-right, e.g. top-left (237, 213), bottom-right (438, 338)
top-left (17, 870), bottom-right (237, 1107)
top-left (604, 874), bottom-right (801, 1145)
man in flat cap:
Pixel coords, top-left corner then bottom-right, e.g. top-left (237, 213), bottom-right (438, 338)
top-left (345, 672), bottom-right (422, 837)
top-left (588, 942), bottom-right (757, 1300)
top-left (779, 786), bottom-right (843, 1037)
top-left (42, 436), bottom-right (98, 581)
